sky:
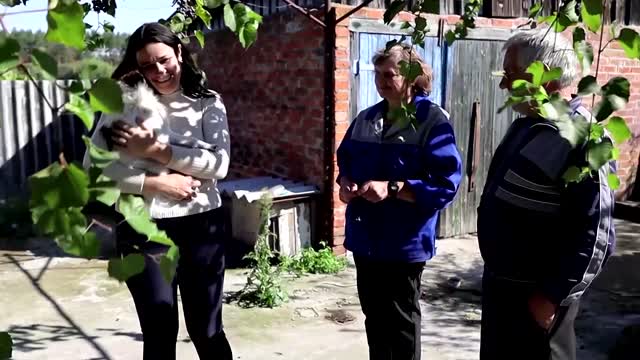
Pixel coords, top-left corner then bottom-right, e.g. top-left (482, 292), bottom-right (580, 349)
top-left (1, 0), bottom-right (177, 34)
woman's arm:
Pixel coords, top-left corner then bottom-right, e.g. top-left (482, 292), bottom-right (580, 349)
top-left (83, 114), bottom-right (147, 195)
top-left (148, 96), bottom-right (230, 180)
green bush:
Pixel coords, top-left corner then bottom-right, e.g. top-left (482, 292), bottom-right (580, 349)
top-left (76, 58), bottom-right (115, 79)
top-left (281, 242), bottom-right (347, 276)
top-left (237, 196), bottom-right (288, 308)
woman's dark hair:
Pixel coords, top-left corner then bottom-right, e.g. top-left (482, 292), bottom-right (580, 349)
top-left (112, 22), bottom-right (213, 98)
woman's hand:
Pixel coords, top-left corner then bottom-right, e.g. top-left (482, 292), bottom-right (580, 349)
top-left (112, 120), bottom-right (172, 164)
top-left (143, 173), bottom-right (201, 201)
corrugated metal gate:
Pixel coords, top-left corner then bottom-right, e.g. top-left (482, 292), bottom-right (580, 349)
top-left (350, 28), bottom-right (517, 237)
top-left (0, 80), bottom-right (88, 200)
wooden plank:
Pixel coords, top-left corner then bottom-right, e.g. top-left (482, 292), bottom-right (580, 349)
top-left (629, 0), bottom-right (640, 25)
top-left (438, 38), bottom-right (514, 237)
top-left (349, 18), bottom-right (515, 41)
top-left (350, 31), bottom-right (359, 123)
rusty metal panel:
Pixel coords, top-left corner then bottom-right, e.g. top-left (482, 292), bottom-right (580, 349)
top-left (0, 80), bottom-right (88, 201)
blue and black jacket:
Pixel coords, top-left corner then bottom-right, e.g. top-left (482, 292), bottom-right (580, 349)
top-left (336, 92), bottom-right (463, 262)
top-left (477, 99), bottom-right (616, 306)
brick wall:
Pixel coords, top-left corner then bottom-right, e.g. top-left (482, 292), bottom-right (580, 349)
top-left (197, 10), bottom-right (326, 189)
top-left (331, 4), bottom-right (640, 249)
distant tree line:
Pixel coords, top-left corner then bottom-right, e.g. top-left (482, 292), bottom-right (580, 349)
top-left (1, 29), bottom-right (130, 80)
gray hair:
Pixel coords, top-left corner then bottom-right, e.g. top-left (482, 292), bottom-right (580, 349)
top-left (503, 28), bottom-right (579, 88)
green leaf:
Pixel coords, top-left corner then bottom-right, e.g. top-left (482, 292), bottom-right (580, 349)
top-left (526, 61), bottom-right (545, 86)
top-left (541, 67), bottom-right (562, 84)
top-left (587, 138), bottom-right (614, 170)
top-left (415, 16), bottom-right (427, 32)
top-left (556, 114), bottom-right (590, 147)
top-left (204, 0), bottom-right (225, 8)
top-left (538, 14), bottom-right (556, 25)
top-left (399, 60), bottom-right (423, 83)
top-left (65, 93), bottom-right (94, 129)
top-left (577, 75), bottom-right (600, 96)
top-left (64, 163), bottom-right (90, 204)
top-left (529, 2), bottom-right (543, 18)
top-left (149, 232), bottom-right (175, 246)
top-left (617, 28), bottom-right (640, 60)
top-left (581, 0), bottom-right (602, 33)
top-left (35, 207), bottom-right (85, 237)
top-left (612, 146), bottom-right (620, 160)
top-left (57, 231), bottom-right (101, 259)
top-left (117, 195), bottom-right (175, 248)
top-left (595, 77), bottom-right (631, 120)
top-left (0, 331), bottom-right (11, 360)
top-left (239, 20), bottom-right (259, 48)
top-left (608, 173), bottom-right (620, 190)
top-left (560, 0), bottom-right (579, 22)
top-left (385, 37), bottom-right (406, 52)
top-left (30, 162), bottom-right (90, 210)
top-left (445, 30), bottom-right (457, 45)
top-left (68, 80), bottom-right (87, 94)
top-left (401, 21), bottom-right (412, 30)
top-left (563, 166), bottom-right (587, 183)
top-left (46, 0), bottom-right (86, 50)
top-left (590, 123), bottom-right (605, 141)
top-left (108, 254), bottom-right (145, 282)
top-left (224, 4), bottom-right (237, 32)
top-left (195, 30), bottom-right (205, 48)
top-left (550, 1), bottom-right (579, 32)
top-left (610, 21), bottom-right (620, 40)
top-left (0, 37), bottom-right (20, 74)
top-left (573, 26), bottom-right (586, 43)
top-left (159, 245), bottom-right (180, 283)
top-left (103, 22), bottom-right (115, 33)
top-left (0, 0), bottom-right (21, 6)
top-left (195, 2), bottom-right (212, 28)
top-left (169, 15), bottom-right (185, 33)
top-left (384, 0), bottom-right (407, 24)
top-left (606, 116), bottom-right (632, 144)
top-left (88, 78), bottom-right (124, 114)
top-left (573, 27), bottom-right (594, 74)
top-left (88, 168), bottom-right (120, 206)
top-left (82, 136), bottom-right (119, 169)
top-left (117, 194), bottom-right (155, 234)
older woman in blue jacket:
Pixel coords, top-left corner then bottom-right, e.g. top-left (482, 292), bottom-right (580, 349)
top-left (336, 44), bottom-right (462, 360)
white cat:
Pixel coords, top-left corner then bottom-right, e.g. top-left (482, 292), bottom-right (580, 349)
top-left (88, 80), bottom-right (217, 175)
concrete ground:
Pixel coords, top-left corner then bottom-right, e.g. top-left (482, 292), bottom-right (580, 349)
top-left (1, 219), bottom-right (639, 360)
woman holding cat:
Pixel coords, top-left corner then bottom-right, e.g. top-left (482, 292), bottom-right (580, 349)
top-left (84, 22), bottom-right (232, 360)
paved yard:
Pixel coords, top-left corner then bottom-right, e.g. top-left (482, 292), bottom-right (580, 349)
top-left (1, 219), bottom-right (638, 359)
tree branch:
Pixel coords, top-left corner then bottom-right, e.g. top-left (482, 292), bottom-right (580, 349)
top-left (19, 64), bottom-right (56, 112)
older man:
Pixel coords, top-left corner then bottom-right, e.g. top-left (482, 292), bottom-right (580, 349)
top-left (477, 28), bottom-right (615, 359)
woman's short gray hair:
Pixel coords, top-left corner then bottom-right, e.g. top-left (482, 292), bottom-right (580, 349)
top-left (372, 44), bottom-right (433, 94)
top-left (503, 28), bottom-right (579, 88)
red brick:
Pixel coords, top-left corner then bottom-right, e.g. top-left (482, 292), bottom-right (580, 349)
top-left (335, 36), bottom-right (350, 50)
top-left (336, 79), bottom-right (350, 90)
top-left (335, 112), bottom-right (349, 123)
top-left (335, 101), bottom-right (349, 112)
top-left (335, 26), bottom-right (350, 37)
top-left (335, 91), bottom-right (349, 101)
